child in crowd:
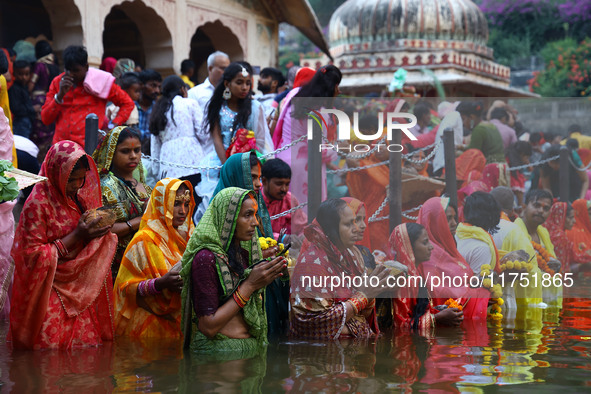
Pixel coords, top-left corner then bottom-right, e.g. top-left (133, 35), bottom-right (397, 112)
top-left (8, 60), bottom-right (35, 138)
top-left (107, 72), bottom-right (140, 127)
top-left (261, 158), bottom-right (307, 248)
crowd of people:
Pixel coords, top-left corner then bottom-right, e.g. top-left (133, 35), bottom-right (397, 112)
top-left (1, 41), bottom-right (591, 360)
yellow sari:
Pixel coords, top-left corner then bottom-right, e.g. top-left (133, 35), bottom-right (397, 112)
top-left (114, 178), bottom-right (195, 338)
top-left (514, 218), bottom-right (562, 307)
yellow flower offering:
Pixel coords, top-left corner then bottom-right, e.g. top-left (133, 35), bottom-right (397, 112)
top-left (505, 261), bottom-right (514, 270)
top-left (514, 261), bottom-right (522, 270)
top-left (482, 278), bottom-right (492, 289)
top-left (444, 298), bottom-right (463, 311)
top-left (481, 264), bottom-right (491, 271)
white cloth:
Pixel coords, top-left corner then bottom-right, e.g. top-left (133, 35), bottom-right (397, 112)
top-left (456, 236), bottom-right (491, 275)
top-left (432, 111), bottom-right (463, 173)
top-left (188, 78), bottom-right (215, 112)
top-left (13, 135), bottom-right (39, 158)
top-left (256, 93), bottom-right (276, 119)
top-left (149, 96), bottom-right (208, 181)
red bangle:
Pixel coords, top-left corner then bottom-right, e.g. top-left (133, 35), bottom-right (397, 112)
top-left (233, 292), bottom-right (246, 308)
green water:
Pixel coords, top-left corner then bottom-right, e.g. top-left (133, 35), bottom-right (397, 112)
top-left (1, 288), bottom-right (590, 392)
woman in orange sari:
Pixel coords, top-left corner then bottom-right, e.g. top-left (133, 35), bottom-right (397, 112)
top-left (114, 178), bottom-right (195, 339)
top-left (416, 197), bottom-right (489, 320)
top-left (10, 141), bottom-right (117, 349)
top-left (390, 223), bottom-right (464, 334)
top-left (552, 200), bottom-right (591, 273)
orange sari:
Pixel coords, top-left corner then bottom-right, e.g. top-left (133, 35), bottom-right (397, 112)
top-left (10, 141), bottom-right (117, 349)
top-left (114, 178), bottom-right (195, 339)
top-left (566, 199), bottom-right (591, 269)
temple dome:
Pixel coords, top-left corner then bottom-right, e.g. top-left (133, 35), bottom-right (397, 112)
top-left (329, 0), bottom-right (490, 59)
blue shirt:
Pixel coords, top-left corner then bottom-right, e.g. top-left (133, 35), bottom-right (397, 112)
top-left (136, 102), bottom-right (153, 141)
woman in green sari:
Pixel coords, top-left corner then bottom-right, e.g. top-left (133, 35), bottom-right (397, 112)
top-left (180, 187), bottom-right (285, 355)
top-left (213, 151), bottom-right (290, 337)
top-left (93, 126), bottom-right (152, 280)
top-left (213, 151), bottom-right (274, 242)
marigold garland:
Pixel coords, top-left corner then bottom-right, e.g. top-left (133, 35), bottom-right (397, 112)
top-left (531, 241), bottom-right (555, 275)
top-left (444, 298), bottom-right (463, 311)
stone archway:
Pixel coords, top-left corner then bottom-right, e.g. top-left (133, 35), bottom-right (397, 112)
top-left (190, 21), bottom-right (245, 83)
top-left (0, 0), bottom-right (83, 52)
top-left (103, 7), bottom-right (145, 68)
top-left (104, 1), bottom-right (174, 75)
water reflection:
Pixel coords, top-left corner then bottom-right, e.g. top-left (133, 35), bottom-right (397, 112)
top-left (1, 292), bottom-right (591, 392)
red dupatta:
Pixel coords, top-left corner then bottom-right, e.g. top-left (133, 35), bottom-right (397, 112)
top-left (10, 141), bottom-right (117, 349)
top-left (417, 197), bottom-right (488, 320)
top-left (547, 201), bottom-right (591, 272)
top-left (389, 224), bottom-right (434, 332)
top-left (341, 197), bottom-right (372, 250)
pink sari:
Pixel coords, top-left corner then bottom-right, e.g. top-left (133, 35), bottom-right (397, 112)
top-left (417, 197), bottom-right (489, 320)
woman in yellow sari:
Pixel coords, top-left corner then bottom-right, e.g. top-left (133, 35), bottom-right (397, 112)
top-left (113, 178), bottom-right (195, 338)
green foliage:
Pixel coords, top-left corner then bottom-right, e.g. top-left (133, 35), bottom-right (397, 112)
top-left (0, 160), bottom-right (19, 202)
top-left (529, 38), bottom-right (591, 97)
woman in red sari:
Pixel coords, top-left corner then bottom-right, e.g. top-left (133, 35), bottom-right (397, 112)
top-left (567, 199), bottom-right (591, 269)
top-left (10, 141), bottom-right (117, 349)
top-left (390, 223), bottom-right (464, 334)
top-left (290, 199), bottom-right (387, 339)
top-left (416, 197), bottom-right (489, 320)
top-left (544, 201), bottom-right (591, 273)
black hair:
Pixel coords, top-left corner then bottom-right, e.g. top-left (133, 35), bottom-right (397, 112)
top-left (6, 48), bottom-right (15, 58)
top-left (490, 107), bottom-right (508, 120)
top-left (506, 141), bottom-right (532, 179)
top-left (149, 75), bottom-right (185, 136)
top-left (13, 60), bottom-right (29, 70)
top-left (116, 127), bottom-right (141, 145)
top-left (568, 124), bottom-right (582, 134)
top-left (181, 59), bottom-right (195, 74)
top-left (34, 40), bottom-right (59, 81)
top-left (261, 158), bottom-right (291, 180)
top-left (0, 50), bottom-right (7, 75)
top-left (456, 101), bottom-right (483, 118)
top-left (524, 189), bottom-right (553, 205)
top-left (205, 62), bottom-right (253, 136)
top-left (566, 138), bottom-right (579, 150)
top-left (35, 40), bottom-right (53, 59)
top-left (63, 45), bottom-right (88, 71)
top-left (530, 132), bottom-right (542, 145)
top-left (464, 191), bottom-right (500, 234)
top-left (293, 65), bottom-right (342, 118)
top-left (117, 72), bottom-right (141, 90)
top-left (316, 198), bottom-right (348, 249)
top-left (236, 61), bottom-right (253, 76)
top-left (139, 69), bottom-right (162, 84)
top-left (541, 144), bottom-right (561, 175)
top-left (566, 202), bottom-right (573, 215)
top-left (358, 114), bottom-right (379, 135)
top-left (260, 67), bottom-right (286, 86)
top-left (413, 104), bottom-right (431, 120)
top-left (72, 155), bottom-right (90, 171)
top-left (248, 151), bottom-right (260, 169)
top-left (405, 222), bottom-right (430, 330)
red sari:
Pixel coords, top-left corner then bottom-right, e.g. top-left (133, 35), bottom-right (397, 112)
top-left (416, 197), bottom-right (489, 320)
top-left (290, 221), bottom-right (377, 339)
top-left (546, 202), bottom-right (591, 273)
top-left (566, 199), bottom-right (591, 268)
top-left (10, 141), bottom-right (117, 349)
top-left (389, 225), bottom-right (435, 334)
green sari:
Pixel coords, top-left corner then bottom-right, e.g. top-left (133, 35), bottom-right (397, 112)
top-left (213, 151), bottom-right (290, 337)
top-left (92, 126), bottom-right (151, 279)
top-left (180, 187), bottom-right (267, 354)
top-left (212, 151), bottom-right (273, 238)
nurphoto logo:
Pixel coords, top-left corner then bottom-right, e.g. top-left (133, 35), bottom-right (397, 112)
top-left (307, 109), bottom-right (418, 153)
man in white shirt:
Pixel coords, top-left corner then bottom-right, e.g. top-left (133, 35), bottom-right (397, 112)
top-left (188, 51), bottom-right (230, 112)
